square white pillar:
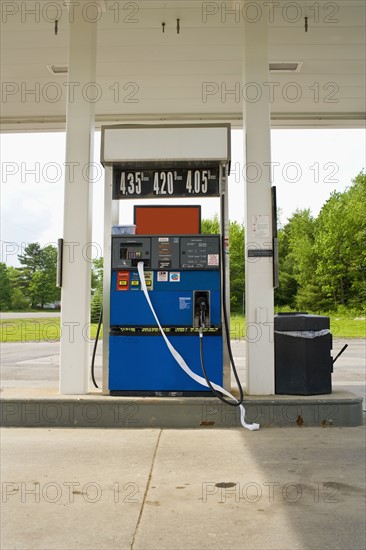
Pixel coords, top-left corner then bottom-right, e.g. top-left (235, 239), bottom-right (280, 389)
top-left (242, 7), bottom-right (275, 394)
top-left (102, 166), bottom-right (119, 395)
top-left (60, 11), bottom-right (97, 394)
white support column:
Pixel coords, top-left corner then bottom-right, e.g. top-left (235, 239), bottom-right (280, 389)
top-left (242, 6), bottom-right (275, 395)
top-left (59, 11), bottom-right (97, 394)
top-left (102, 166), bottom-right (119, 395)
top-left (221, 163), bottom-right (231, 390)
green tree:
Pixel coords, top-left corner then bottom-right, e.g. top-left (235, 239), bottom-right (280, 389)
top-left (18, 242), bottom-right (42, 274)
top-left (0, 263), bottom-right (12, 310)
top-left (92, 257), bottom-right (103, 292)
top-left (7, 266), bottom-right (29, 310)
top-left (286, 209), bottom-right (316, 288)
top-left (11, 287), bottom-right (30, 310)
top-left (274, 227), bottom-right (298, 308)
top-left (228, 220), bottom-right (244, 312)
top-left (17, 243), bottom-right (42, 307)
top-left (275, 209), bottom-right (325, 311)
top-left (40, 245), bottom-right (60, 305)
top-left (17, 243), bottom-right (60, 309)
top-left (201, 214), bottom-right (220, 235)
top-left (90, 286), bottom-right (103, 323)
top-left (345, 172), bottom-right (366, 306)
top-left (314, 192), bottom-right (348, 308)
top-left (276, 172), bottom-right (366, 312)
top-left (202, 215), bottom-right (245, 312)
top-left (314, 172), bottom-right (366, 310)
top-left (90, 257), bottom-right (104, 323)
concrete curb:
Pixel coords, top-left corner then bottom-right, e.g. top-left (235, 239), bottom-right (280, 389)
top-left (1, 389), bottom-right (363, 428)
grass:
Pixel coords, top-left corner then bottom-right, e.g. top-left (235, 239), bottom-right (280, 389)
top-left (330, 317), bottom-right (366, 339)
top-left (231, 313), bottom-right (365, 340)
top-left (0, 314), bottom-right (364, 343)
top-left (0, 318), bottom-right (102, 343)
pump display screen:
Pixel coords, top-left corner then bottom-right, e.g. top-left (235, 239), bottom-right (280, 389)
top-left (112, 167), bottom-right (220, 199)
top-left (120, 244), bottom-right (142, 260)
top-left (180, 237), bottom-right (220, 269)
top-left (112, 235), bottom-right (220, 271)
top-left (112, 237), bottom-right (151, 268)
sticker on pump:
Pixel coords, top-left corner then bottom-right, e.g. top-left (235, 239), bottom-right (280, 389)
top-left (157, 271), bottom-right (168, 282)
top-left (207, 254), bottom-right (219, 266)
top-left (169, 272), bottom-right (180, 282)
top-left (179, 297), bottom-right (191, 310)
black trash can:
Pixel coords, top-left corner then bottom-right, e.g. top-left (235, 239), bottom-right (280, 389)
top-left (274, 313), bottom-right (333, 395)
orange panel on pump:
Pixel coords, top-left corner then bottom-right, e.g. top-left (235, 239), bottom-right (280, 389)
top-left (134, 206), bottom-right (201, 235)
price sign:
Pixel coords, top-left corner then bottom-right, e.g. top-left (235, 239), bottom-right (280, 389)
top-left (113, 167), bottom-right (220, 199)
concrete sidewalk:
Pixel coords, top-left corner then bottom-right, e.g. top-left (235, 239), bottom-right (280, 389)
top-left (1, 425), bottom-right (365, 550)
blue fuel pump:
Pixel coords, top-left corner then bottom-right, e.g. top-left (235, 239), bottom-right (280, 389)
top-left (108, 234), bottom-right (223, 395)
top-left (98, 124), bottom-right (259, 429)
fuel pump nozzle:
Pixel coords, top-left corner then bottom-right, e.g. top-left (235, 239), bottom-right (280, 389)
top-left (197, 297), bottom-right (208, 329)
top-left (194, 292), bottom-right (210, 332)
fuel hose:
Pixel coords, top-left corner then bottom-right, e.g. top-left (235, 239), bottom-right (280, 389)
top-left (137, 261), bottom-right (259, 431)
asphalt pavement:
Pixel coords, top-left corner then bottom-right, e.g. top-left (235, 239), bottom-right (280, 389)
top-left (0, 312), bottom-right (61, 319)
top-left (1, 339), bottom-right (365, 404)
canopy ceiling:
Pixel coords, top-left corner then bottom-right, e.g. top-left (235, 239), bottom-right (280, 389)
top-left (1, 0), bottom-right (365, 131)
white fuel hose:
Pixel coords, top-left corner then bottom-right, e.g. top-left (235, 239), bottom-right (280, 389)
top-left (137, 262), bottom-right (259, 431)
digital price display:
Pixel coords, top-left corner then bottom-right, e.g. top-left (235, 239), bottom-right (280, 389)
top-left (112, 167), bottom-right (220, 199)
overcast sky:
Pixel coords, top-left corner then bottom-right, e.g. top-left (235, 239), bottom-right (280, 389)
top-left (1, 128), bottom-right (365, 266)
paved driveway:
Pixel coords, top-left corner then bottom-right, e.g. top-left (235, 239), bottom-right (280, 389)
top-left (0, 312), bottom-right (61, 319)
top-left (1, 339), bottom-right (364, 404)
